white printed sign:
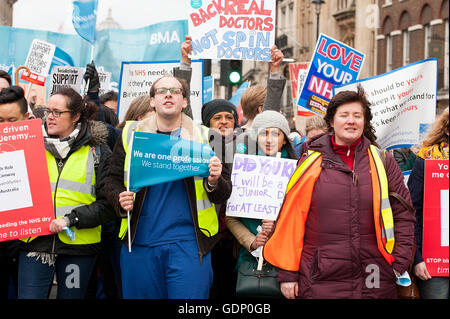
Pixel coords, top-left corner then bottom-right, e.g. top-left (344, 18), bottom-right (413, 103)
top-left (226, 154), bottom-right (297, 220)
top-left (334, 59), bottom-right (437, 150)
top-left (188, 0), bottom-right (276, 61)
top-left (118, 60), bottom-right (204, 124)
top-left (21, 39), bottom-right (56, 86)
top-left (49, 66), bottom-right (84, 98)
top-left (0, 150), bottom-right (33, 212)
top-left (98, 70), bottom-right (112, 96)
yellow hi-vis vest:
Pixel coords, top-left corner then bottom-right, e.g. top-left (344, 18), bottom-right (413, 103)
top-left (21, 145), bottom-right (101, 245)
top-left (118, 121), bottom-right (218, 240)
top-left (272, 145), bottom-right (395, 269)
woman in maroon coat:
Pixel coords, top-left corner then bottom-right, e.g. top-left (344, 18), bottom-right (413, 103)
top-left (266, 86), bottom-right (416, 299)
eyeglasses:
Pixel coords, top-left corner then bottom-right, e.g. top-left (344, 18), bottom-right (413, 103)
top-left (154, 87), bottom-right (183, 95)
top-left (43, 108), bottom-right (72, 118)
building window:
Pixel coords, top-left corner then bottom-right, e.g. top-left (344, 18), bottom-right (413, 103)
top-left (280, 6), bottom-right (286, 33)
top-left (386, 34), bottom-right (393, 71)
top-left (445, 19), bottom-right (449, 89)
top-left (338, 0), bottom-right (348, 10)
top-left (402, 30), bottom-right (410, 65)
top-left (424, 24), bottom-right (432, 58)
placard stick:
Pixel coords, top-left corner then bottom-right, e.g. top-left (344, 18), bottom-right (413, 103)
top-left (126, 130), bottom-right (135, 253)
top-left (257, 151), bottom-right (282, 271)
top-left (83, 45), bottom-right (95, 95)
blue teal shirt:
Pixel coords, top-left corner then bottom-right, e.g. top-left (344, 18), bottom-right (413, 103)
top-left (133, 129), bottom-right (196, 247)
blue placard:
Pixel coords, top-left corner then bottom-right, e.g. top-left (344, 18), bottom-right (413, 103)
top-left (297, 34), bottom-right (365, 116)
top-left (128, 131), bottom-right (214, 192)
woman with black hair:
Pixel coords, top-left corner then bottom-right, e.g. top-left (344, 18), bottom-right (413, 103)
top-left (17, 88), bottom-right (116, 299)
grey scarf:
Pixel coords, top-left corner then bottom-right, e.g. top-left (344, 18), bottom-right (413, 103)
top-left (43, 123), bottom-right (81, 159)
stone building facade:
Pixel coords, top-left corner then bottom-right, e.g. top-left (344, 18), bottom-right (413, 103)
top-left (0, 0), bottom-right (17, 26)
top-left (377, 0), bottom-right (449, 112)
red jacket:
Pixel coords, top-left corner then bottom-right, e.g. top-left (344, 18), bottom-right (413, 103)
top-left (275, 134), bottom-right (416, 299)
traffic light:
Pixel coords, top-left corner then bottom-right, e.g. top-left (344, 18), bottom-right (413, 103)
top-left (220, 60), bottom-right (242, 86)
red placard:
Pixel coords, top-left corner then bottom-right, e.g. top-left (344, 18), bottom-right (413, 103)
top-left (423, 159), bottom-right (449, 277)
top-left (20, 69), bottom-right (46, 86)
top-left (0, 119), bottom-right (53, 242)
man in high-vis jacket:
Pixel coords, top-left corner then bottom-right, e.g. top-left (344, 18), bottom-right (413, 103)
top-left (104, 75), bottom-right (232, 299)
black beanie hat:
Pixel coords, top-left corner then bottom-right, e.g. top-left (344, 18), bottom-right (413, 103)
top-left (201, 99), bottom-right (238, 128)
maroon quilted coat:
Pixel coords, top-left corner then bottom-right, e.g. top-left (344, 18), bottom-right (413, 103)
top-left (277, 134), bottom-right (416, 298)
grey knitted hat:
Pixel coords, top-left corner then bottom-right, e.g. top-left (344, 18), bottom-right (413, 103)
top-left (251, 110), bottom-right (290, 139)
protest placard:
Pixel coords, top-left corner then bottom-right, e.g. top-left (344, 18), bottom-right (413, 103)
top-left (128, 131), bottom-right (214, 191)
top-left (188, 0), bottom-right (276, 61)
top-left (49, 66), bottom-right (84, 98)
top-left (118, 60), bottom-right (204, 124)
top-left (297, 34), bottom-right (365, 116)
top-left (0, 119), bottom-right (54, 242)
top-left (98, 69), bottom-right (112, 96)
top-left (423, 159), bottom-right (449, 277)
top-left (226, 154), bottom-right (297, 220)
top-left (334, 59), bottom-right (437, 150)
top-left (20, 39), bottom-right (56, 86)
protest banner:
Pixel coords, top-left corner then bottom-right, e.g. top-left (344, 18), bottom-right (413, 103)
top-left (20, 39), bottom-right (56, 86)
top-left (0, 119), bottom-right (53, 242)
top-left (0, 20), bottom-right (187, 89)
top-left (423, 159), bottom-right (449, 277)
top-left (226, 154), bottom-right (297, 220)
top-left (334, 58), bottom-right (437, 150)
top-left (297, 34), bottom-right (365, 116)
top-left (128, 131), bottom-right (214, 192)
top-left (49, 66), bottom-right (84, 98)
top-left (118, 60), bottom-right (204, 123)
top-left (188, 0), bottom-right (276, 61)
top-left (289, 62), bottom-right (314, 116)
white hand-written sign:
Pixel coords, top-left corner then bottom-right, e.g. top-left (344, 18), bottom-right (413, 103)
top-left (226, 154), bottom-right (297, 220)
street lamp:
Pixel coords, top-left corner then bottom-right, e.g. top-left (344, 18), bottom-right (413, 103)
top-left (312, 0), bottom-right (325, 41)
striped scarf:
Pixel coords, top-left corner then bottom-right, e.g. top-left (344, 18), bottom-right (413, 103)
top-left (43, 123), bottom-right (82, 159)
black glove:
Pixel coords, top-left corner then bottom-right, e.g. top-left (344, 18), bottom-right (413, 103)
top-left (84, 61), bottom-right (100, 93)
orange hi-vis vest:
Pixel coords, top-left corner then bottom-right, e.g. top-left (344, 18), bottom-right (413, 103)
top-left (264, 146), bottom-right (396, 272)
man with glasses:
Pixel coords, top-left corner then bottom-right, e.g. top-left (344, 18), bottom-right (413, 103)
top-left (104, 75), bottom-right (232, 299)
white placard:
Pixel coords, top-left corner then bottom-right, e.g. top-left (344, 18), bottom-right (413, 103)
top-left (118, 61), bottom-right (204, 124)
top-left (49, 66), bottom-right (84, 98)
top-left (24, 39), bottom-right (56, 76)
top-left (98, 70), bottom-right (112, 96)
top-left (188, 0), bottom-right (276, 61)
top-left (334, 59), bottom-right (437, 150)
top-left (0, 150), bottom-right (33, 212)
top-left (226, 154), bottom-right (297, 220)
